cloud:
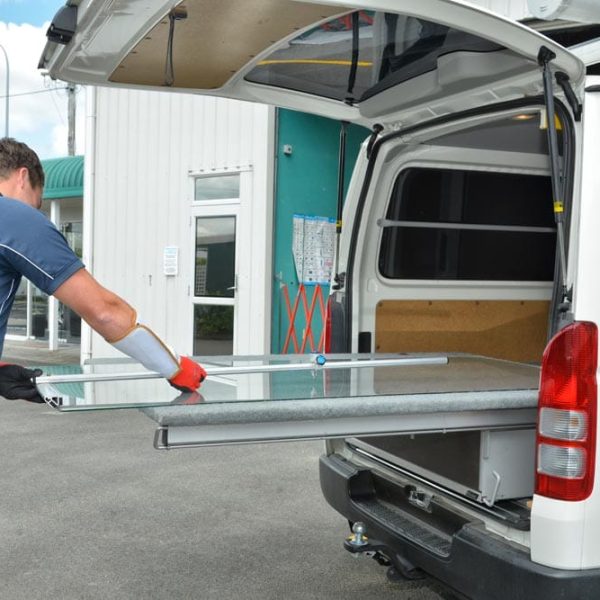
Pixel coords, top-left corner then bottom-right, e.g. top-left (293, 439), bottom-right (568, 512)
top-left (0, 21), bottom-right (84, 158)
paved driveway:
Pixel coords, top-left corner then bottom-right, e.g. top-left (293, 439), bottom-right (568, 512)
top-left (0, 398), bottom-right (450, 600)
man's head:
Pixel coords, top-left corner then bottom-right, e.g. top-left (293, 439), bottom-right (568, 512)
top-left (0, 138), bottom-right (45, 209)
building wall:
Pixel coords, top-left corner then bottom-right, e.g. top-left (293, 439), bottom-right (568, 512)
top-left (271, 111), bottom-right (368, 353)
top-left (85, 88), bottom-right (274, 361)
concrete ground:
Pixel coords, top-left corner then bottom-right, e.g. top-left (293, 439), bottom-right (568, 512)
top-left (0, 339), bottom-right (450, 599)
top-left (1, 338), bottom-right (80, 366)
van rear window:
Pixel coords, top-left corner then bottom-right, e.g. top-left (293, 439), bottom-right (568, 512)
top-left (379, 168), bottom-right (556, 281)
top-left (245, 11), bottom-right (501, 104)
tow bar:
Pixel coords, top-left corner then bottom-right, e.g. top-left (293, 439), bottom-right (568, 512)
top-left (343, 522), bottom-right (425, 582)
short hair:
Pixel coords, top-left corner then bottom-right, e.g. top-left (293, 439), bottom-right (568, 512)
top-left (0, 137), bottom-right (45, 189)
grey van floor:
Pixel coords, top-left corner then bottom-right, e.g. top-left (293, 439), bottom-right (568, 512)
top-left (0, 399), bottom-right (448, 600)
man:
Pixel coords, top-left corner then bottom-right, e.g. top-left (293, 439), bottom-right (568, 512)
top-left (0, 138), bottom-right (206, 403)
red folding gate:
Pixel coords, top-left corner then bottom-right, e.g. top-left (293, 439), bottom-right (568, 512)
top-left (280, 283), bottom-right (327, 354)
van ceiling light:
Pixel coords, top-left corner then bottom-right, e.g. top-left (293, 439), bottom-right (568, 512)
top-left (513, 114), bottom-right (536, 120)
top-left (528, 0), bottom-right (600, 24)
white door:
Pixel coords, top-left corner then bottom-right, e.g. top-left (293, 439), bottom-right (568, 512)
top-left (191, 174), bottom-right (241, 356)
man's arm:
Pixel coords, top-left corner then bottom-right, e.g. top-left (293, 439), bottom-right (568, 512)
top-left (53, 268), bottom-right (136, 341)
top-left (53, 268), bottom-right (206, 392)
top-left (0, 269), bottom-right (132, 404)
top-left (0, 269), bottom-right (205, 402)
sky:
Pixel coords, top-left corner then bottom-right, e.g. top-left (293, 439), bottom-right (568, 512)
top-left (0, 0), bottom-right (85, 159)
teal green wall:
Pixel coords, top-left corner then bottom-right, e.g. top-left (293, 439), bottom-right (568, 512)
top-left (271, 109), bottom-right (369, 353)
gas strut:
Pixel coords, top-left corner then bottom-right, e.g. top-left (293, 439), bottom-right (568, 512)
top-left (538, 46), bottom-right (569, 301)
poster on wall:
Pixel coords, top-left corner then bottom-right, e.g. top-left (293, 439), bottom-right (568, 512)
top-left (292, 214), bottom-right (336, 285)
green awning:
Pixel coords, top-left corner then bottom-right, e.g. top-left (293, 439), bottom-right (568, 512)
top-left (41, 155), bottom-right (84, 200)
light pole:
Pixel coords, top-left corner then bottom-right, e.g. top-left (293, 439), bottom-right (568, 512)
top-left (0, 44), bottom-right (8, 137)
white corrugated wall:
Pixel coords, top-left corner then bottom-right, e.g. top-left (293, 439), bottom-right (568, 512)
top-left (84, 88), bottom-right (274, 361)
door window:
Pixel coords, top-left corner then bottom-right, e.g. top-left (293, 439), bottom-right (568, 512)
top-left (194, 216), bottom-right (236, 298)
top-left (194, 305), bottom-right (234, 356)
top-left (193, 213), bottom-right (237, 356)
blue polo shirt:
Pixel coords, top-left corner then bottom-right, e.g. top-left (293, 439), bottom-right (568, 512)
top-left (0, 196), bottom-right (84, 357)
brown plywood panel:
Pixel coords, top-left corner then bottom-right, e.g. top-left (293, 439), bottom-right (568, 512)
top-left (375, 300), bottom-right (550, 363)
top-left (111, 0), bottom-right (350, 88)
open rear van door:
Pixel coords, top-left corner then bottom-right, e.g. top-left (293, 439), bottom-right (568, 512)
top-left (40, 0), bottom-right (584, 128)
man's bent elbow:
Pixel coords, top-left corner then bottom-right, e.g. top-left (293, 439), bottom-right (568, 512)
top-left (85, 295), bottom-right (136, 342)
top-left (53, 269), bottom-right (137, 341)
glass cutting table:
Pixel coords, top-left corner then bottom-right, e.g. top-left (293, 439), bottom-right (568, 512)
top-left (35, 353), bottom-right (541, 448)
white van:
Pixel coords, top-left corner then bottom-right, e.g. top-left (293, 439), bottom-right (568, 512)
top-left (40, 1), bottom-right (600, 598)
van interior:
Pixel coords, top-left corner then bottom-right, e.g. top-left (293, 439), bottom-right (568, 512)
top-left (350, 108), bottom-right (563, 520)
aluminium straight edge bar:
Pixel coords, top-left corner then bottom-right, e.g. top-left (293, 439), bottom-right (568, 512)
top-left (35, 355), bottom-right (449, 385)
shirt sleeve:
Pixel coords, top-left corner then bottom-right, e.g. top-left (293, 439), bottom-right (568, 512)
top-left (1, 207), bottom-right (84, 295)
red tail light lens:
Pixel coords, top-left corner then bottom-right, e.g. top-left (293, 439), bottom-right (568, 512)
top-left (536, 321), bottom-right (598, 501)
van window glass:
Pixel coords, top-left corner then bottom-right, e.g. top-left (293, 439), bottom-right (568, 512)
top-left (245, 11), bottom-right (501, 103)
top-left (540, 23), bottom-right (600, 48)
top-left (379, 168), bottom-right (556, 281)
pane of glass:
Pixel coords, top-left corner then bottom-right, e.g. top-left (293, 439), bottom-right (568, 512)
top-left (195, 216), bottom-right (236, 297)
top-left (35, 354), bottom-right (540, 411)
top-left (6, 278), bottom-right (27, 335)
top-left (60, 222), bottom-right (82, 341)
top-left (194, 304), bottom-right (234, 356)
top-left (434, 113), bottom-right (556, 155)
top-left (380, 229), bottom-right (556, 280)
top-left (60, 305), bottom-right (82, 342)
top-left (194, 174), bottom-right (240, 201)
top-left (457, 230), bottom-right (556, 280)
top-left (61, 221), bottom-right (83, 257)
top-left (245, 11), bottom-right (502, 103)
top-left (391, 169), bottom-right (554, 227)
top-left (32, 289), bottom-right (48, 339)
top-left (379, 167), bottom-right (557, 281)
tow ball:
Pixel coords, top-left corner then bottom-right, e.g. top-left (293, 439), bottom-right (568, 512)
top-left (344, 522), bottom-right (388, 566)
top-left (344, 522), bottom-right (425, 581)
top-left (345, 522), bottom-right (369, 550)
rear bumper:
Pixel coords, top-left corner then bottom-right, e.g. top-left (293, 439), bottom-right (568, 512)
top-left (320, 453), bottom-right (600, 600)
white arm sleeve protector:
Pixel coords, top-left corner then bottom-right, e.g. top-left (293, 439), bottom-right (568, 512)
top-left (111, 324), bottom-right (180, 379)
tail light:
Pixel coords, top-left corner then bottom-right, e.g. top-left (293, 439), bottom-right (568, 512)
top-left (536, 321), bottom-right (598, 501)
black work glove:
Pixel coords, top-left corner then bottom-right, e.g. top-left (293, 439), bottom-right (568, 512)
top-left (0, 364), bottom-right (45, 403)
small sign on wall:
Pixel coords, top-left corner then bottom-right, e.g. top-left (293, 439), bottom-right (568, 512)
top-left (163, 246), bottom-right (179, 276)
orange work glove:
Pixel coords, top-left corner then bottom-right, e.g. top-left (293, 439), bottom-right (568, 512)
top-left (168, 356), bottom-right (207, 393)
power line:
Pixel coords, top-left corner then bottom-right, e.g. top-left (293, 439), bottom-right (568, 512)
top-left (0, 86), bottom-right (69, 99)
